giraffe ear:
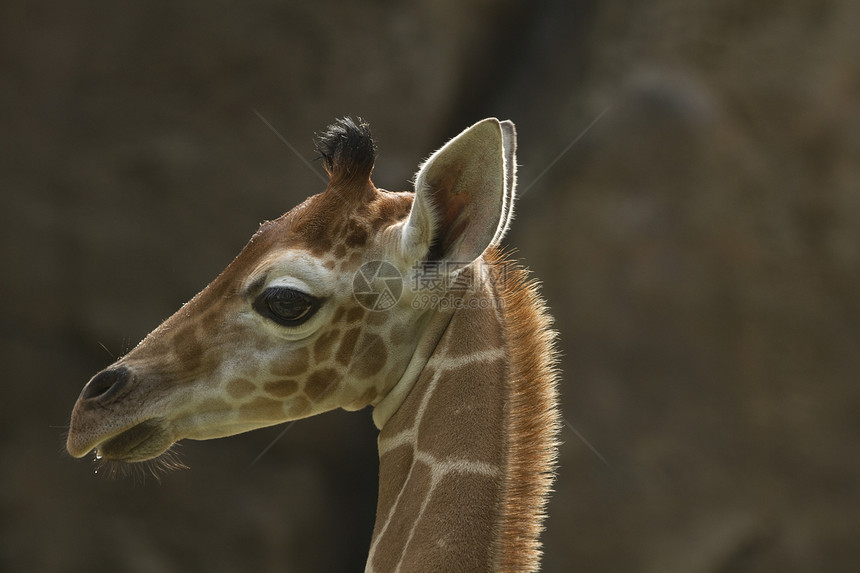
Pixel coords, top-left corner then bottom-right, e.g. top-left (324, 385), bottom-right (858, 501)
top-left (399, 118), bottom-right (516, 267)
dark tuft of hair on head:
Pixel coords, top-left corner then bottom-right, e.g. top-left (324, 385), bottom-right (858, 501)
top-left (314, 117), bottom-right (377, 182)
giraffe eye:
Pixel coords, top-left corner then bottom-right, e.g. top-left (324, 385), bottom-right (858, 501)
top-left (254, 287), bottom-right (320, 327)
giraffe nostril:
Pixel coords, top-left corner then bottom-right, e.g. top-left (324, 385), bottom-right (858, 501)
top-left (82, 367), bottom-right (131, 403)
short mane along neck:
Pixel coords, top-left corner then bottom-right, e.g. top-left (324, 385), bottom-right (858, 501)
top-left (368, 248), bottom-right (560, 573)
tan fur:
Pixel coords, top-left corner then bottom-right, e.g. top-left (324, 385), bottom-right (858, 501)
top-left (487, 247), bottom-right (561, 572)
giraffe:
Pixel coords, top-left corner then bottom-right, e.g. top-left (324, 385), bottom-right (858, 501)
top-left (66, 117), bottom-right (560, 572)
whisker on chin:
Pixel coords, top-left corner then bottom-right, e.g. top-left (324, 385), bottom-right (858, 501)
top-left (92, 445), bottom-right (189, 484)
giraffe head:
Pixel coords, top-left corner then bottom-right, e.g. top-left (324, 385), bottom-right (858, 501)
top-left (67, 117), bottom-right (517, 464)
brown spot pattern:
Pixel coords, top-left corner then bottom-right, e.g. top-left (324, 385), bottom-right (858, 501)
top-left (226, 378), bottom-right (256, 400)
top-left (264, 378), bottom-right (299, 398)
top-left (336, 327), bottom-right (360, 366)
top-left (286, 395), bottom-right (311, 417)
top-left (388, 322), bottom-right (410, 345)
top-left (345, 227), bottom-right (368, 247)
top-left (271, 347), bottom-right (309, 377)
top-left (366, 310), bottom-right (388, 326)
top-left (197, 397), bottom-right (231, 412)
top-left (171, 323), bottom-right (203, 371)
top-left (304, 368), bottom-right (339, 401)
top-left (353, 333), bottom-right (387, 379)
top-left (200, 310), bottom-right (222, 334)
top-left (309, 236), bottom-right (333, 256)
top-left (347, 251), bottom-right (362, 267)
top-left (313, 328), bottom-right (341, 362)
top-left (351, 385), bottom-right (379, 409)
top-left (332, 307), bottom-right (346, 323)
top-left (345, 306), bottom-right (366, 324)
top-left (239, 396), bottom-right (286, 420)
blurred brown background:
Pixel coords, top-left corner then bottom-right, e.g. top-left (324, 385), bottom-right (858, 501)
top-left (2, 1), bottom-right (859, 571)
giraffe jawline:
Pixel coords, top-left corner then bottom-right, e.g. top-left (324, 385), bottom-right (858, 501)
top-left (95, 419), bottom-right (173, 463)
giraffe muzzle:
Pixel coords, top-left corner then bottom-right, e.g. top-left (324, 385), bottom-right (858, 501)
top-left (66, 366), bottom-right (173, 461)
top-left (67, 365), bottom-right (174, 461)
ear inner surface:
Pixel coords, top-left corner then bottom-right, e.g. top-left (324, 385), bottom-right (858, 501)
top-left (409, 118), bottom-right (507, 266)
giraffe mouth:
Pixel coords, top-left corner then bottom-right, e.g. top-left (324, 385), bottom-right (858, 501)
top-left (94, 419), bottom-right (174, 462)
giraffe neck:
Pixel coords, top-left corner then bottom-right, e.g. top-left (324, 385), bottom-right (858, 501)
top-left (367, 249), bottom-right (560, 573)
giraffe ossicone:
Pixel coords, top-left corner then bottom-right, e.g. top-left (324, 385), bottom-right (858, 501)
top-left (67, 117), bottom-right (560, 572)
